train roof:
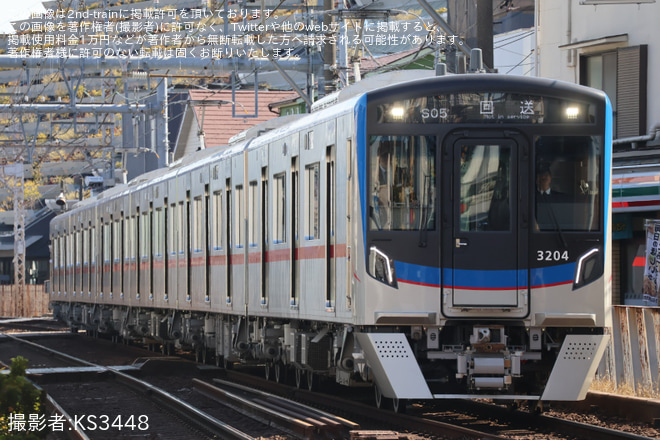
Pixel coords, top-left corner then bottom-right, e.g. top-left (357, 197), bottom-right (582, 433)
top-left (364, 73), bottom-right (609, 103)
top-left (310, 69), bottom-right (435, 112)
top-left (51, 72), bottom-right (609, 224)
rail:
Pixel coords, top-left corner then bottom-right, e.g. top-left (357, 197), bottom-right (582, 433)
top-left (0, 332), bottom-right (257, 440)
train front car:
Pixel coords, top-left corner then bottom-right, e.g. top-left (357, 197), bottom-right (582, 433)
top-left (353, 75), bottom-right (612, 407)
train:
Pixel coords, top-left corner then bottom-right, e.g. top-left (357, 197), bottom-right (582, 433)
top-left (49, 71), bottom-right (613, 411)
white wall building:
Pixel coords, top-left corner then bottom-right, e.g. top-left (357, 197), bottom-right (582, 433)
top-left (538, 0), bottom-right (658, 144)
top-left (538, 0), bottom-right (660, 305)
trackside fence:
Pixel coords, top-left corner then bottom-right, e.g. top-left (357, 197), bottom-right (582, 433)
top-left (0, 284), bottom-right (50, 318)
top-left (602, 306), bottom-right (660, 394)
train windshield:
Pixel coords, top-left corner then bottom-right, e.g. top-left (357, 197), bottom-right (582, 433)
top-left (534, 135), bottom-right (601, 232)
top-left (369, 135), bottom-right (436, 231)
top-left (459, 144), bottom-right (512, 232)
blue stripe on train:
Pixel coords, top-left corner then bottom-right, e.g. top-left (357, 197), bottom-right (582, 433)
top-left (356, 95), bottom-right (368, 254)
top-left (394, 261), bottom-right (576, 289)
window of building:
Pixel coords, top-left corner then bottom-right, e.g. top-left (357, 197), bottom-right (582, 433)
top-left (580, 45), bottom-right (647, 139)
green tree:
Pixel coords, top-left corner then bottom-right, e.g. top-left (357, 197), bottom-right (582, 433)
top-left (0, 357), bottom-right (47, 439)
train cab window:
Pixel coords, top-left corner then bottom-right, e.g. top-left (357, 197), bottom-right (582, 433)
top-left (459, 144), bottom-right (512, 232)
top-left (369, 135), bottom-right (436, 231)
top-left (534, 136), bottom-right (601, 232)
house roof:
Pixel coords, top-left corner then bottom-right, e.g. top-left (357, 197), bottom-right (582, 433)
top-left (361, 48), bottom-right (435, 75)
top-left (187, 89), bottom-right (294, 148)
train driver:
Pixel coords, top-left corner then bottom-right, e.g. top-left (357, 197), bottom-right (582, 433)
top-left (535, 162), bottom-right (568, 230)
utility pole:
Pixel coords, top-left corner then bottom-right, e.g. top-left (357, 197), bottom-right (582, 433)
top-left (324, 0), bottom-right (337, 94)
top-left (0, 163), bottom-right (25, 316)
top-left (446, 0), bottom-right (493, 70)
top-left (13, 163), bottom-right (25, 317)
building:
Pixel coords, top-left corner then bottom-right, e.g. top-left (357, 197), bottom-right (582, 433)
top-left (537, 0), bottom-right (660, 305)
top-left (0, 209), bottom-right (53, 285)
top-left (173, 89), bottom-right (296, 160)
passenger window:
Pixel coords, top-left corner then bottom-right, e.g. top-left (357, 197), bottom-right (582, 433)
top-left (272, 173), bottom-right (286, 244)
top-left (304, 163), bottom-right (320, 240)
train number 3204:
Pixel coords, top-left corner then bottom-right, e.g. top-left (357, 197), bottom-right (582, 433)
top-left (536, 250), bottom-right (569, 261)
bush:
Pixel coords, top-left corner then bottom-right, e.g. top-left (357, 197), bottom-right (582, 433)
top-left (0, 357), bottom-right (47, 439)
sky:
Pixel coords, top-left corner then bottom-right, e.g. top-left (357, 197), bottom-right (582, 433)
top-left (0, 1), bottom-right (47, 34)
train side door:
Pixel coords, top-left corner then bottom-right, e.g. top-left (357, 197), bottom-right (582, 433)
top-left (443, 135), bottom-right (529, 318)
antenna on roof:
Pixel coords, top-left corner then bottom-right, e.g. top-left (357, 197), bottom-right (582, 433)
top-left (469, 48), bottom-right (486, 73)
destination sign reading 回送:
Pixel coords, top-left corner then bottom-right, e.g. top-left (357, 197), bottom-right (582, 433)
top-left (376, 92), bottom-right (595, 124)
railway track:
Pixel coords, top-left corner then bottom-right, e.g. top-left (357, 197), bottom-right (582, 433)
top-left (414, 399), bottom-right (659, 440)
top-left (1, 325), bottom-right (658, 440)
top-left (0, 332), bottom-right (269, 439)
top-left (226, 367), bottom-right (660, 440)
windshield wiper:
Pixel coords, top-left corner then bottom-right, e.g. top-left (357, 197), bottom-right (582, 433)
top-left (418, 174), bottom-right (433, 247)
top-left (544, 201), bottom-right (568, 248)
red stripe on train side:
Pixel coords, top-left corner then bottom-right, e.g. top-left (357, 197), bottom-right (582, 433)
top-left (265, 248), bottom-right (290, 263)
top-left (296, 245), bottom-right (325, 260)
top-left (208, 255), bottom-right (227, 266)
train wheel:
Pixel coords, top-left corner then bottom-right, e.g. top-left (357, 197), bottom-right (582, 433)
top-left (264, 363), bottom-right (272, 381)
top-left (201, 348), bottom-right (208, 364)
top-left (374, 385), bottom-right (384, 409)
top-left (295, 368), bottom-right (302, 388)
top-left (374, 385), bottom-right (405, 413)
top-left (392, 397), bottom-right (406, 414)
top-left (534, 401), bottom-right (544, 414)
top-left (306, 370), bottom-right (314, 391)
top-left (274, 362), bottom-right (285, 383)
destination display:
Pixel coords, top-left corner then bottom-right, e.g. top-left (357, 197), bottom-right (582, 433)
top-left (376, 92), bottom-right (595, 124)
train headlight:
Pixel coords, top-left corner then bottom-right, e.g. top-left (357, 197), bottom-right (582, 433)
top-left (565, 106), bottom-right (580, 120)
top-left (368, 246), bottom-right (398, 288)
top-left (390, 107), bottom-right (405, 120)
top-left (573, 247), bottom-right (602, 289)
